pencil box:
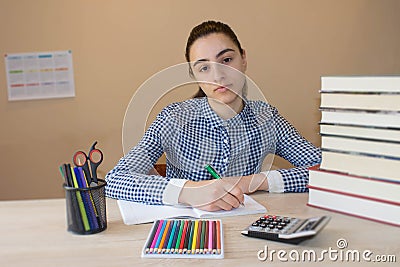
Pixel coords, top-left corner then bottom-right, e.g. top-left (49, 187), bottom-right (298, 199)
top-left (141, 219), bottom-right (224, 259)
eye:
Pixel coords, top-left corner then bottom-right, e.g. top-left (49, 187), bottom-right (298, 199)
top-left (222, 57), bottom-right (232, 64)
top-left (197, 64), bottom-right (209, 73)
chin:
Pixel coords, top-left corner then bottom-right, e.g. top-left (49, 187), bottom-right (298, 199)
top-left (213, 93), bottom-right (242, 106)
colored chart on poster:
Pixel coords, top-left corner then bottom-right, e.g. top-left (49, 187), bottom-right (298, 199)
top-left (4, 50), bottom-right (75, 101)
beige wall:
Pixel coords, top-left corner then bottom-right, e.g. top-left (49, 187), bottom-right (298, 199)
top-left (1, 0), bottom-right (399, 200)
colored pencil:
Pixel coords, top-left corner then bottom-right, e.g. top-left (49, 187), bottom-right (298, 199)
top-left (63, 164), bottom-right (73, 187)
top-left (187, 220), bottom-right (194, 254)
top-left (175, 220), bottom-right (185, 253)
top-left (208, 220), bottom-right (213, 253)
top-left (191, 220), bottom-right (199, 253)
top-left (69, 164), bottom-right (90, 232)
top-left (182, 220), bottom-right (191, 253)
top-left (212, 220), bottom-right (217, 254)
top-left (195, 220), bottom-right (202, 253)
top-left (216, 220), bottom-right (221, 254)
top-left (180, 220), bottom-right (189, 253)
top-left (167, 220), bottom-right (178, 253)
top-left (161, 220), bottom-right (172, 253)
top-left (145, 220), bottom-right (160, 253)
top-left (74, 167), bottom-right (98, 230)
top-left (149, 220), bottom-right (163, 253)
top-left (64, 164), bottom-right (85, 233)
top-left (170, 220), bottom-right (181, 253)
top-left (154, 220), bottom-right (167, 253)
top-left (77, 166), bottom-right (101, 227)
top-left (200, 220), bottom-right (206, 253)
top-left (204, 219), bottom-right (209, 253)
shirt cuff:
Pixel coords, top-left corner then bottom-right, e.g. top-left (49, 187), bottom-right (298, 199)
top-left (162, 178), bottom-right (188, 205)
top-left (261, 170), bottom-right (284, 193)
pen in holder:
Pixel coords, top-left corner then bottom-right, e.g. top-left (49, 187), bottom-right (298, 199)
top-left (64, 179), bottom-right (107, 235)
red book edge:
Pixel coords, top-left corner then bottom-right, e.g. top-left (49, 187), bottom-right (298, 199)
top-left (307, 185), bottom-right (400, 206)
top-left (307, 203), bottom-right (400, 228)
top-left (306, 167), bottom-right (400, 227)
top-left (308, 165), bottom-right (400, 185)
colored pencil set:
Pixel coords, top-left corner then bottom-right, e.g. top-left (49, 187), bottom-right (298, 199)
top-left (142, 219), bottom-right (224, 259)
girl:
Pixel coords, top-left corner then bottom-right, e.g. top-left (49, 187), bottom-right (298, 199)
top-left (105, 21), bottom-right (321, 211)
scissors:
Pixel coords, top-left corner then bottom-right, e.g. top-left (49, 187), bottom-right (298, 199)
top-left (73, 141), bottom-right (103, 186)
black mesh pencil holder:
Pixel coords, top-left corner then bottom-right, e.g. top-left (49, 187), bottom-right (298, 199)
top-left (64, 179), bottom-right (107, 235)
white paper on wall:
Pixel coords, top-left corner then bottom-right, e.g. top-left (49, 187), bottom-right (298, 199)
top-left (4, 50), bottom-right (75, 101)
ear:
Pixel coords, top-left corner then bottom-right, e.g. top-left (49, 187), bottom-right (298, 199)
top-left (241, 49), bottom-right (248, 71)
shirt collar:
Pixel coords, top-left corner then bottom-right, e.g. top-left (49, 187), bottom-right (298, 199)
top-left (199, 97), bottom-right (252, 128)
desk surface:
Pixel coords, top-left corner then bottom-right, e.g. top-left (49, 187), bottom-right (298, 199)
top-left (0, 193), bottom-right (398, 267)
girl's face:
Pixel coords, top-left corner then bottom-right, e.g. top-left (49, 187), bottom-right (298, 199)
top-left (189, 33), bottom-right (247, 107)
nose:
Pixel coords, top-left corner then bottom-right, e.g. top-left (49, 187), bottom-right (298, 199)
top-left (211, 63), bottom-right (225, 84)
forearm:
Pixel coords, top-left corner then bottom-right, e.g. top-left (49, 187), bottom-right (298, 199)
top-left (273, 112), bottom-right (321, 192)
top-left (105, 169), bottom-right (169, 204)
top-left (274, 112), bottom-right (321, 168)
top-left (105, 116), bottom-right (167, 203)
top-left (218, 173), bottom-right (268, 194)
top-left (235, 173), bottom-right (269, 194)
top-left (277, 166), bottom-right (310, 192)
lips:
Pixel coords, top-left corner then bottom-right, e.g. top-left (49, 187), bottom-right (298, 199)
top-left (214, 85), bottom-right (231, 93)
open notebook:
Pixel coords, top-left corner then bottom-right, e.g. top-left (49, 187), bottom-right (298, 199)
top-left (118, 194), bottom-right (267, 225)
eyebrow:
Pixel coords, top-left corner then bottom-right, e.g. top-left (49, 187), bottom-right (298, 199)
top-left (193, 48), bottom-right (236, 67)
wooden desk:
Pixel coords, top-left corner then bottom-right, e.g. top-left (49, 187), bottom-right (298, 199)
top-left (0, 193), bottom-right (398, 266)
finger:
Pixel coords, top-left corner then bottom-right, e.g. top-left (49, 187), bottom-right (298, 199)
top-left (196, 200), bottom-right (225, 212)
top-left (223, 183), bottom-right (244, 204)
top-left (214, 199), bottom-right (234, 211)
top-left (199, 203), bottom-right (222, 212)
top-left (220, 192), bottom-right (241, 209)
top-left (216, 194), bottom-right (242, 210)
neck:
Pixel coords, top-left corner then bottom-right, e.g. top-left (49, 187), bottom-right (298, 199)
top-left (207, 97), bottom-right (244, 120)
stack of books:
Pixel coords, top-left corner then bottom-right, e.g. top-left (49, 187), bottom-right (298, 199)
top-left (307, 76), bottom-right (400, 227)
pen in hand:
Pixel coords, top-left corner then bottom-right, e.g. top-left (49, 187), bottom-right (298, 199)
top-left (204, 164), bottom-right (245, 207)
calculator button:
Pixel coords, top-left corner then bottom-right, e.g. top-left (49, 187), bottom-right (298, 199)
top-left (284, 218), bottom-right (291, 223)
top-left (260, 223), bottom-right (267, 228)
top-left (252, 222), bottom-right (259, 226)
top-left (249, 226), bottom-right (262, 231)
top-left (277, 225), bottom-right (284, 230)
top-left (259, 217), bottom-right (266, 221)
top-left (268, 224), bottom-right (275, 229)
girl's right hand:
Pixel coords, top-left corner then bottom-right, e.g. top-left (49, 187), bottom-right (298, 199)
top-left (178, 179), bottom-right (244, 211)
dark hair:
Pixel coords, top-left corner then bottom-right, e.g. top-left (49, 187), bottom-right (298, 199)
top-left (185, 21), bottom-right (244, 98)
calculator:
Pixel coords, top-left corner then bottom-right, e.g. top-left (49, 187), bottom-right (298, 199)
top-left (241, 215), bottom-right (331, 244)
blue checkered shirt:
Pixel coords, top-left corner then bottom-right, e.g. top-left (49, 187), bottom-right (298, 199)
top-left (105, 97), bottom-right (321, 204)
